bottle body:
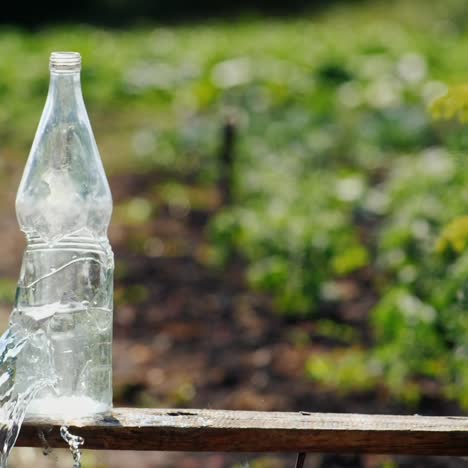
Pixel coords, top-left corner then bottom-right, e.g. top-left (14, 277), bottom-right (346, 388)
top-left (13, 234), bottom-right (113, 416)
top-left (14, 52), bottom-right (113, 417)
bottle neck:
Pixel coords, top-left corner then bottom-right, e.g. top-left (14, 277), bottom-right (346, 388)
top-left (47, 71), bottom-right (85, 118)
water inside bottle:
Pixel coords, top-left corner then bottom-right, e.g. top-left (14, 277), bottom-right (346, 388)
top-left (16, 304), bottom-right (112, 417)
top-left (13, 234), bottom-right (114, 417)
top-left (0, 295), bottom-right (112, 465)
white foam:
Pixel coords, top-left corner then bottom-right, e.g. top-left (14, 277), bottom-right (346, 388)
top-left (26, 396), bottom-right (110, 418)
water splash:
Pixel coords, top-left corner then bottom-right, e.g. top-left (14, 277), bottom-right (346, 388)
top-left (60, 426), bottom-right (84, 468)
top-left (0, 317), bottom-right (87, 468)
top-left (37, 428), bottom-right (54, 457)
top-left (0, 324), bottom-right (54, 468)
top-left (0, 235), bottom-right (112, 467)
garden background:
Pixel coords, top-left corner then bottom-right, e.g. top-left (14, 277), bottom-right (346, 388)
top-left (2, 0), bottom-right (468, 466)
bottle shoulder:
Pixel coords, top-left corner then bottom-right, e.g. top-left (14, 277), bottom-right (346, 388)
top-left (16, 69), bottom-right (112, 243)
top-left (16, 117), bottom-right (112, 243)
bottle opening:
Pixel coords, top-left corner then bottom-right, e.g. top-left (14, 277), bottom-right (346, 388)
top-left (49, 52), bottom-right (81, 73)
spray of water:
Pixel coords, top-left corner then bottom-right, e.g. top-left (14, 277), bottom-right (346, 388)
top-left (60, 426), bottom-right (84, 468)
top-left (0, 234), bottom-right (113, 468)
top-left (0, 316), bottom-right (94, 468)
top-left (0, 322), bottom-right (56, 468)
top-left (37, 427), bottom-right (54, 458)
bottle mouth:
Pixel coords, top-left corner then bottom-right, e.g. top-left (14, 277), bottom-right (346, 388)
top-left (49, 52), bottom-right (81, 73)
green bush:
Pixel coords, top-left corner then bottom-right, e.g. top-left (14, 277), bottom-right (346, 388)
top-left (5, 0), bottom-right (468, 406)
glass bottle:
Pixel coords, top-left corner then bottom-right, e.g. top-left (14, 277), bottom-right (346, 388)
top-left (13, 52), bottom-right (113, 417)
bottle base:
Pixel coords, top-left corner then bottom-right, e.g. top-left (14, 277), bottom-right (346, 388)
top-left (26, 396), bottom-right (111, 419)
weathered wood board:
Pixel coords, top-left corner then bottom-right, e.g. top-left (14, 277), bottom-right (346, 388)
top-left (16, 408), bottom-right (468, 455)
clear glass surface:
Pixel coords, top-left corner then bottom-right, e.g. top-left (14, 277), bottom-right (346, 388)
top-left (13, 52), bottom-right (113, 417)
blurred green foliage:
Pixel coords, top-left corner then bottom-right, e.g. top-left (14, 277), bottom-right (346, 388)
top-left (4, 0), bottom-right (468, 406)
top-left (432, 85), bottom-right (468, 122)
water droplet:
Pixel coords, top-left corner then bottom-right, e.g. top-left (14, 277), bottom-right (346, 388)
top-left (60, 426), bottom-right (84, 468)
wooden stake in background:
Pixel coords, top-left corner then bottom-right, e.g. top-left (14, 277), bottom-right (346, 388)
top-left (295, 452), bottom-right (307, 468)
top-left (219, 117), bottom-right (236, 206)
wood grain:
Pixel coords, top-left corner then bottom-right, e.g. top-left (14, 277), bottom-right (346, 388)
top-left (16, 408), bottom-right (468, 455)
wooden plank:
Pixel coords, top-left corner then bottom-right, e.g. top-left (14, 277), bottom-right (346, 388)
top-left (15, 408), bottom-right (468, 455)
